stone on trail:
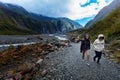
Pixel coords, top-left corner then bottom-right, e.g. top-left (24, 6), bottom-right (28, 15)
top-left (36, 59), bottom-right (43, 64)
top-left (40, 69), bottom-right (47, 77)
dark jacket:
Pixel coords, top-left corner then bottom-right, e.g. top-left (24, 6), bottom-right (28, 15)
top-left (80, 39), bottom-right (90, 52)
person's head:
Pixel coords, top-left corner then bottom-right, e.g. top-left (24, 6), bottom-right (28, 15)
top-left (84, 34), bottom-right (90, 40)
top-left (98, 34), bottom-right (104, 41)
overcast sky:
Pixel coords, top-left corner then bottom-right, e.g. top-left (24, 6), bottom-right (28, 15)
top-left (0, 0), bottom-right (113, 26)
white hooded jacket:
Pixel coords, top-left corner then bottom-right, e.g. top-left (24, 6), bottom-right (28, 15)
top-left (93, 34), bottom-right (105, 52)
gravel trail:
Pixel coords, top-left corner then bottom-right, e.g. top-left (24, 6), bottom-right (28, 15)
top-left (34, 43), bottom-right (120, 80)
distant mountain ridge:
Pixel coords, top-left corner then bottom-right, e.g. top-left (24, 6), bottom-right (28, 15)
top-left (85, 0), bottom-right (120, 28)
top-left (0, 2), bottom-right (82, 34)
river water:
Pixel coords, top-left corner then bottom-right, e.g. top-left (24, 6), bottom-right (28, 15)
top-left (49, 34), bottom-right (69, 40)
top-left (0, 34), bottom-right (69, 50)
top-left (0, 42), bottom-right (36, 48)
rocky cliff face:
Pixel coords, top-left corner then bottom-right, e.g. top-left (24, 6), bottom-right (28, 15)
top-left (0, 2), bottom-right (82, 34)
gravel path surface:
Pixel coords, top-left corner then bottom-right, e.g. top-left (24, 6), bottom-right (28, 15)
top-left (34, 43), bottom-right (120, 80)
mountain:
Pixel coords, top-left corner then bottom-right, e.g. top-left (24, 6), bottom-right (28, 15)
top-left (0, 2), bottom-right (82, 35)
top-left (86, 6), bottom-right (120, 42)
top-left (85, 0), bottom-right (120, 28)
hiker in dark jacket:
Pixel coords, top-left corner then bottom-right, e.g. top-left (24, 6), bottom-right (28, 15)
top-left (80, 34), bottom-right (90, 65)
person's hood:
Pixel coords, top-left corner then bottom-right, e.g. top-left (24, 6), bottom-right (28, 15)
top-left (98, 34), bottom-right (104, 39)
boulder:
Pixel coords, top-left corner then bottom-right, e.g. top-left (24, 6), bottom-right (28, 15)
top-left (18, 62), bottom-right (34, 75)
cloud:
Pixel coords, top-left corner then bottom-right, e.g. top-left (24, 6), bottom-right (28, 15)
top-left (0, 0), bottom-right (71, 17)
top-left (0, 0), bottom-right (113, 20)
top-left (67, 0), bottom-right (113, 20)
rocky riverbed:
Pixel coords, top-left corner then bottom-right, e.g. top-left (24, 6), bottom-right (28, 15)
top-left (0, 35), bottom-right (70, 80)
top-left (0, 35), bottom-right (120, 80)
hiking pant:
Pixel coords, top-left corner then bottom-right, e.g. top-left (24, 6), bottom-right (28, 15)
top-left (94, 51), bottom-right (102, 63)
top-left (82, 50), bottom-right (90, 62)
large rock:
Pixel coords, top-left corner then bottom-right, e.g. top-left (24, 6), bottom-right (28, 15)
top-left (18, 62), bottom-right (34, 75)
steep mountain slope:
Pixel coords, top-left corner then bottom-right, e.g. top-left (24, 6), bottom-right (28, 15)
top-left (0, 2), bottom-right (82, 35)
top-left (85, 0), bottom-right (120, 27)
top-left (86, 6), bottom-right (120, 42)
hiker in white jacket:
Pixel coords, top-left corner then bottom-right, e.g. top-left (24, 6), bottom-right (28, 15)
top-left (93, 34), bottom-right (105, 64)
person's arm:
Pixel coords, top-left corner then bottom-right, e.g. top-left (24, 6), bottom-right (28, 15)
top-left (103, 40), bottom-right (105, 49)
top-left (80, 40), bottom-right (83, 52)
top-left (93, 40), bottom-right (97, 49)
top-left (102, 41), bottom-right (105, 50)
top-left (89, 40), bottom-right (90, 49)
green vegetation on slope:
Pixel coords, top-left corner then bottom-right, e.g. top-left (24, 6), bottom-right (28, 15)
top-left (88, 7), bottom-right (120, 42)
top-left (0, 3), bottom-right (82, 35)
top-left (0, 6), bottom-right (37, 35)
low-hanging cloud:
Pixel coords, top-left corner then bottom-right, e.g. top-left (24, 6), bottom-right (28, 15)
top-left (0, 0), bottom-right (113, 20)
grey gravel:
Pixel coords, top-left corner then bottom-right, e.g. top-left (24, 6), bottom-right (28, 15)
top-left (33, 43), bottom-right (120, 80)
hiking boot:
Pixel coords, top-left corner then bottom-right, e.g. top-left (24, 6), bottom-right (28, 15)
top-left (82, 59), bottom-right (85, 62)
top-left (97, 62), bottom-right (100, 64)
top-left (87, 62), bottom-right (90, 66)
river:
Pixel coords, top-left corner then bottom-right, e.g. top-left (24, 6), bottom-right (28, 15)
top-left (0, 34), bottom-right (69, 50)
